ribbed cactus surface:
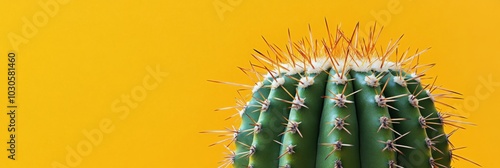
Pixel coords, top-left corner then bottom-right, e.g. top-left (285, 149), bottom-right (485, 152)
top-left (204, 23), bottom-right (476, 168)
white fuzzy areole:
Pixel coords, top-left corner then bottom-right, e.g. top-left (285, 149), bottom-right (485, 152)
top-left (264, 57), bottom-right (403, 77)
top-left (393, 76), bottom-right (407, 87)
top-left (284, 63), bottom-right (305, 75)
top-left (386, 61), bottom-right (401, 71)
top-left (238, 108), bottom-right (245, 117)
top-left (350, 59), bottom-right (372, 72)
top-left (371, 59), bottom-right (392, 72)
top-left (365, 74), bottom-right (380, 87)
top-left (331, 59), bottom-right (350, 72)
top-left (252, 81), bottom-right (264, 93)
top-left (331, 73), bottom-right (348, 85)
top-left (261, 99), bottom-right (270, 112)
top-left (374, 95), bottom-right (387, 107)
top-left (253, 124), bottom-right (261, 134)
top-left (306, 57), bottom-right (332, 74)
top-left (299, 77), bottom-right (315, 88)
top-left (271, 77), bottom-right (286, 89)
top-left (291, 96), bottom-right (306, 110)
top-left (263, 71), bottom-right (278, 79)
top-left (239, 102), bottom-right (250, 117)
top-left (408, 95), bottom-right (419, 108)
top-left (410, 73), bottom-right (421, 83)
top-left (263, 57), bottom-right (405, 77)
top-left (426, 90), bottom-right (435, 102)
top-left (334, 94), bottom-right (348, 107)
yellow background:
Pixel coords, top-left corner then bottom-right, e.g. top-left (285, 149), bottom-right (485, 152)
top-left (0, 0), bottom-right (498, 167)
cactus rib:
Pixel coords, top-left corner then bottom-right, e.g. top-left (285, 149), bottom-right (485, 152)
top-left (234, 77), bottom-right (273, 168)
top-left (316, 68), bottom-right (360, 168)
top-left (249, 73), bottom-right (301, 168)
top-left (278, 67), bottom-right (329, 167)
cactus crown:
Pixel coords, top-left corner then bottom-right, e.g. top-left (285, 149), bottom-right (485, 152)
top-left (204, 21), bottom-right (478, 168)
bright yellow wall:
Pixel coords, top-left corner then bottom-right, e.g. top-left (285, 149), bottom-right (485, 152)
top-left (0, 0), bottom-right (498, 167)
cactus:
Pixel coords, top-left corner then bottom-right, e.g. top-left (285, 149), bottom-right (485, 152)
top-left (204, 22), bottom-right (478, 168)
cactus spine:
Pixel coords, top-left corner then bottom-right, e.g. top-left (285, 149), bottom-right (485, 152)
top-left (205, 22), bottom-right (478, 168)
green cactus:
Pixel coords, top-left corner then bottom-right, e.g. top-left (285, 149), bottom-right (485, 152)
top-left (205, 23), bottom-right (478, 168)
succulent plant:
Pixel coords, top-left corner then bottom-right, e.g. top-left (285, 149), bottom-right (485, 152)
top-left (203, 22), bottom-right (478, 168)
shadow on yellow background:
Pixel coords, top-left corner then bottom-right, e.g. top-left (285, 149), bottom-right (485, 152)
top-left (0, 0), bottom-right (498, 167)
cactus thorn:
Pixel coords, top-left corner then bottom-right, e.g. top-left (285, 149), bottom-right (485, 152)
top-left (366, 73), bottom-right (381, 87)
top-left (298, 75), bottom-right (316, 88)
top-left (379, 76), bottom-right (391, 96)
top-left (374, 91), bottom-right (408, 111)
top-left (321, 140), bottom-right (353, 160)
top-left (237, 64), bottom-right (260, 82)
top-left (275, 90), bottom-right (308, 110)
top-left (406, 73), bottom-right (426, 82)
top-left (214, 105), bottom-right (246, 112)
top-left (327, 115), bottom-right (352, 136)
top-left (242, 112), bottom-right (258, 126)
top-left (430, 133), bottom-right (445, 141)
top-left (419, 114), bottom-right (437, 131)
top-left (425, 137), bottom-right (444, 154)
top-left (401, 47), bottom-right (431, 66)
top-left (325, 70), bottom-right (353, 84)
top-left (200, 126), bottom-right (239, 147)
top-left (207, 79), bottom-right (254, 89)
top-left (449, 146), bottom-right (467, 152)
top-left (379, 132), bottom-right (414, 155)
top-left (344, 88), bottom-right (362, 99)
top-left (250, 123), bottom-right (262, 136)
top-left (429, 157), bottom-right (447, 168)
top-left (411, 63), bottom-right (436, 76)
top-left (408, 94), bottom-right (424, 109)
top-left (441, 119), bottom-right (474, 129)
top-left (412, 83), bottom-right (430, 97)
top-left (446, 128), bottom-right (459, 148)
top-left (274, 140), bottom-right (296, 159)
top-left (440, 112), bottom-right (467, 119)
top-left (432, 86), bottom-right (463, 96)
top-left (389, 160), bottom-right (403, 168)
top-left (254, 98), bottom-right (269, 112)
top-left (450, 151), bottom-right (481, 167)
top-left (218, 145), bottom-right (235, 168)
top-left (236, 141), bottom-right (255, 158)
top-left (280, 116), bottom-right (303, 138)
top-left (378, 116), bottom-right (403, 136)
top-left (324, 86), bottom-right (361, 108)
